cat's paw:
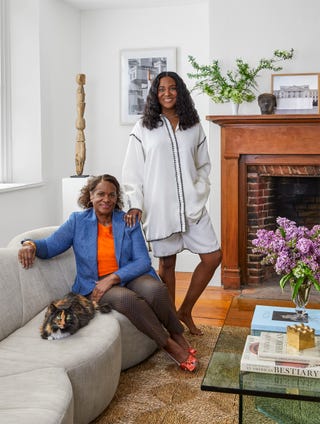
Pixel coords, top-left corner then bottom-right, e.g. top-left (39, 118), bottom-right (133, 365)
top-left (54, 331), bottom-right (71, 340)
top-left (47, 330), bottom-right (71, 340)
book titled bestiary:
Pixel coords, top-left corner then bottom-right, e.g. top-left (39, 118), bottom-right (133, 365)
top-left (240, 335), bottom-right (320, 378)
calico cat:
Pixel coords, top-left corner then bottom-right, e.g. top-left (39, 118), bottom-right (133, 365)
top-left (40, 292), bottom-right (111, 340)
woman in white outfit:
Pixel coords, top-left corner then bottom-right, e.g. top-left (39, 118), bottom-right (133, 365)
top-left (122, 71), bottom-right (222, 335)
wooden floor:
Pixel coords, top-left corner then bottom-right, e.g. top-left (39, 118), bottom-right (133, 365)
top-left (175, 272), bottom-right (320, 329)
top-left (175, 272), bottom-right (243, 327)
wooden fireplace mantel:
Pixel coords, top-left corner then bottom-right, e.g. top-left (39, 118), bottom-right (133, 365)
top-left (207, 114), bottom-right (320, 289)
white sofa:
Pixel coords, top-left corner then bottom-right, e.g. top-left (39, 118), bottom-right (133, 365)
top-left (0, 227), bottom-right (157, 424)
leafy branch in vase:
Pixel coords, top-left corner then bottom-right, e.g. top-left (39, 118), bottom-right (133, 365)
top-left (187, 49), bottom-right (294, 105)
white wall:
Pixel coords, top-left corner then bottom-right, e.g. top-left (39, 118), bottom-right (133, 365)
top-left (80, 2), bottom-right (210, 176)
top-left (209, 0), bottom-right (320, 116)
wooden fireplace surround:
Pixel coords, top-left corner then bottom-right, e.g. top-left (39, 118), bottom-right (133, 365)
top-left (207, 114), bottom-right (320, 289)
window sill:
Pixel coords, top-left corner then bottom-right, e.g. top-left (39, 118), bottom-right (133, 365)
top-left (0, 182), bottom-right (44, 193)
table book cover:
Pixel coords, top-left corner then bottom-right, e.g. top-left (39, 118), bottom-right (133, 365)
top-left (251, 305), bottom-right (320, 336)
top-left (240, 335), bottom-right (320, 378)
top-left (258, 331), bottom-right (320, 364)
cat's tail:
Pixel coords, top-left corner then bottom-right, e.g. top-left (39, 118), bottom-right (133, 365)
top-left (98, 303), bottom-right (112, 313)
top-left (92, 301), bottom-right (112, 314)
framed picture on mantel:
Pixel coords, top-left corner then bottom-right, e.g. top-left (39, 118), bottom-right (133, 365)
top-left (120, 47), bottom-right (176, 125)
top-left (272, 73), bottom-right (320, 114)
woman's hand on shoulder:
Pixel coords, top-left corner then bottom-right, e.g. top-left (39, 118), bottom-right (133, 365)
top-left (124, 209), bottom-right (142, 227)
top-left (18, 242), bottom-right (36, 269)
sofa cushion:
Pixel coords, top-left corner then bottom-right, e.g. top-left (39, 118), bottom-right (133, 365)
top-left (7, 226), bottom-right (60, 249)
top-left (0, 367), bottom-right (73, 424)
top-left (0, 249), bottom-right (22, 340)
top-left (0, 310), bottom-right (122, 424)
top-left (6, 227), bottom-right (76, 326)
top-left (0, 246), bottom-right (75, 338)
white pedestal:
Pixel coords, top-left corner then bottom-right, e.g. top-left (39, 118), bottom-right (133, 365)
top-left (62, 177), bottom-right (89, 223)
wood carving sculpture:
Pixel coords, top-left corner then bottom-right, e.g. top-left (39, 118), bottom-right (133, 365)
top-left (75, 74), bottom-right (86, 176)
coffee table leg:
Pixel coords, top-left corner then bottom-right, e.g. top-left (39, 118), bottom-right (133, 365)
top-left (238, 394), bottom-right (243, 424)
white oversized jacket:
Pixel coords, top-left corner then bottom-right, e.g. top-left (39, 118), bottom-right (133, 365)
top-left (122, 116), bottom-right (211, 242)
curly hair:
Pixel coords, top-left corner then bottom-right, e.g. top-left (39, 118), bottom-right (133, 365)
top-left (142, 71), bottom-right (200, 130)
top-left (78, 174), bottom-right (123, 210)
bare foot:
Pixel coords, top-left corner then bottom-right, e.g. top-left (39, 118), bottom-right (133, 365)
top-left (177, 311), bottom-right (204, 336)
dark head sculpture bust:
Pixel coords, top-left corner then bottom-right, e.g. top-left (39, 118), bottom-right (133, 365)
top-left (258, 93), bottom-right (277, 115)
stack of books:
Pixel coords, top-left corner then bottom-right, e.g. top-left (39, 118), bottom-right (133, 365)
top-left (241, 331), bottom-right (320, 378)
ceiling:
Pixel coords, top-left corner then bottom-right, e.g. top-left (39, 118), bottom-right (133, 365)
top-left (63, 0), bottom-right (205, 10)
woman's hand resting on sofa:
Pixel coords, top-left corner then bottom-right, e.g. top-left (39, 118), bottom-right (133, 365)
top-left (18, 243), bottom-right (36, 269)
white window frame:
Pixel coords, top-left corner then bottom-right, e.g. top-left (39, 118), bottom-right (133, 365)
top-left (0, 0), bottom-right (42, 192)
top-left (0, 0), bottom-right (12, 183)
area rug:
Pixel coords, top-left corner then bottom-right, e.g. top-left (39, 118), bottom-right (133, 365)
top-left (91, 325), bottom-right (241, 424)
top-left (92, 324), bottom-right (279, 424)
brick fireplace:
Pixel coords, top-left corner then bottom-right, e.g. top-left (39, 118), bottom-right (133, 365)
top-left (247, 163), bottom-right (320, 285)
top-left (207, 114), bottom-right (320, 290)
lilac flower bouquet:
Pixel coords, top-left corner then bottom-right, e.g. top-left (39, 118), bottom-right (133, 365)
top-left (252, 217), bottom-right (320, 301)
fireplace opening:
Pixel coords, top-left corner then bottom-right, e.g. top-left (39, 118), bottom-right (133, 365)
top-left (274, 176), bottom-right (320, 226)
top-left (247, 168), bottom-right (320, 285)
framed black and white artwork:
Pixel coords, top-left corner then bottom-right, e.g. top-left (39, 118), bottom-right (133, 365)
top-left (272, 73), bottom-right (320, 114)
top-left (120, 47), bottom-right (176, 125)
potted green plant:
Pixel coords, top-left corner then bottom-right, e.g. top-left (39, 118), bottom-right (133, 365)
top-left (187, 49), bottom-right (294, 114)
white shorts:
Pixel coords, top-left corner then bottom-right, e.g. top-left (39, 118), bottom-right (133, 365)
top-left (150, 208), bottom-right (220, 258)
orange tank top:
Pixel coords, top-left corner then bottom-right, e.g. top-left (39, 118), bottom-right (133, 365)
top-left (97, 223), bottom-right (118, 277)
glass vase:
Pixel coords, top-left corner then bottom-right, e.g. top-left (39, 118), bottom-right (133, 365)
top-left (290, 280), bottom-right (312, 322)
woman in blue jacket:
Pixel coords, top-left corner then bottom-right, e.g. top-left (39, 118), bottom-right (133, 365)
top-left (18, 174), bottom-right (197, 372)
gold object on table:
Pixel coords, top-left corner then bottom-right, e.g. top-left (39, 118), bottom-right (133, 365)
top-left (287, 323), bottom-right (315, 350)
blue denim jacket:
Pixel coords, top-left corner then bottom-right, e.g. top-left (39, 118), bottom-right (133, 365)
top-left (34, 208), bottom-right (159, 295)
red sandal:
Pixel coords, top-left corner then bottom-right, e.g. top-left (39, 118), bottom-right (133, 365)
top-left (188, 347), bottom-right (197, 355)
top-left (180, 354), bottom-right (198, 372)
top-left (165, 351), bottom-right (198, 372)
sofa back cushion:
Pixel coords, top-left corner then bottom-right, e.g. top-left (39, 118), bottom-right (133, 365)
top-left (0, 248), bottom-right (22, 340)
top-left (0, 227), bottom-right (76, 340)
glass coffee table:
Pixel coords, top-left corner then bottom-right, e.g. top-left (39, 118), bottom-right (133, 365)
top-left (201, 303), bottom-right (320, 423)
